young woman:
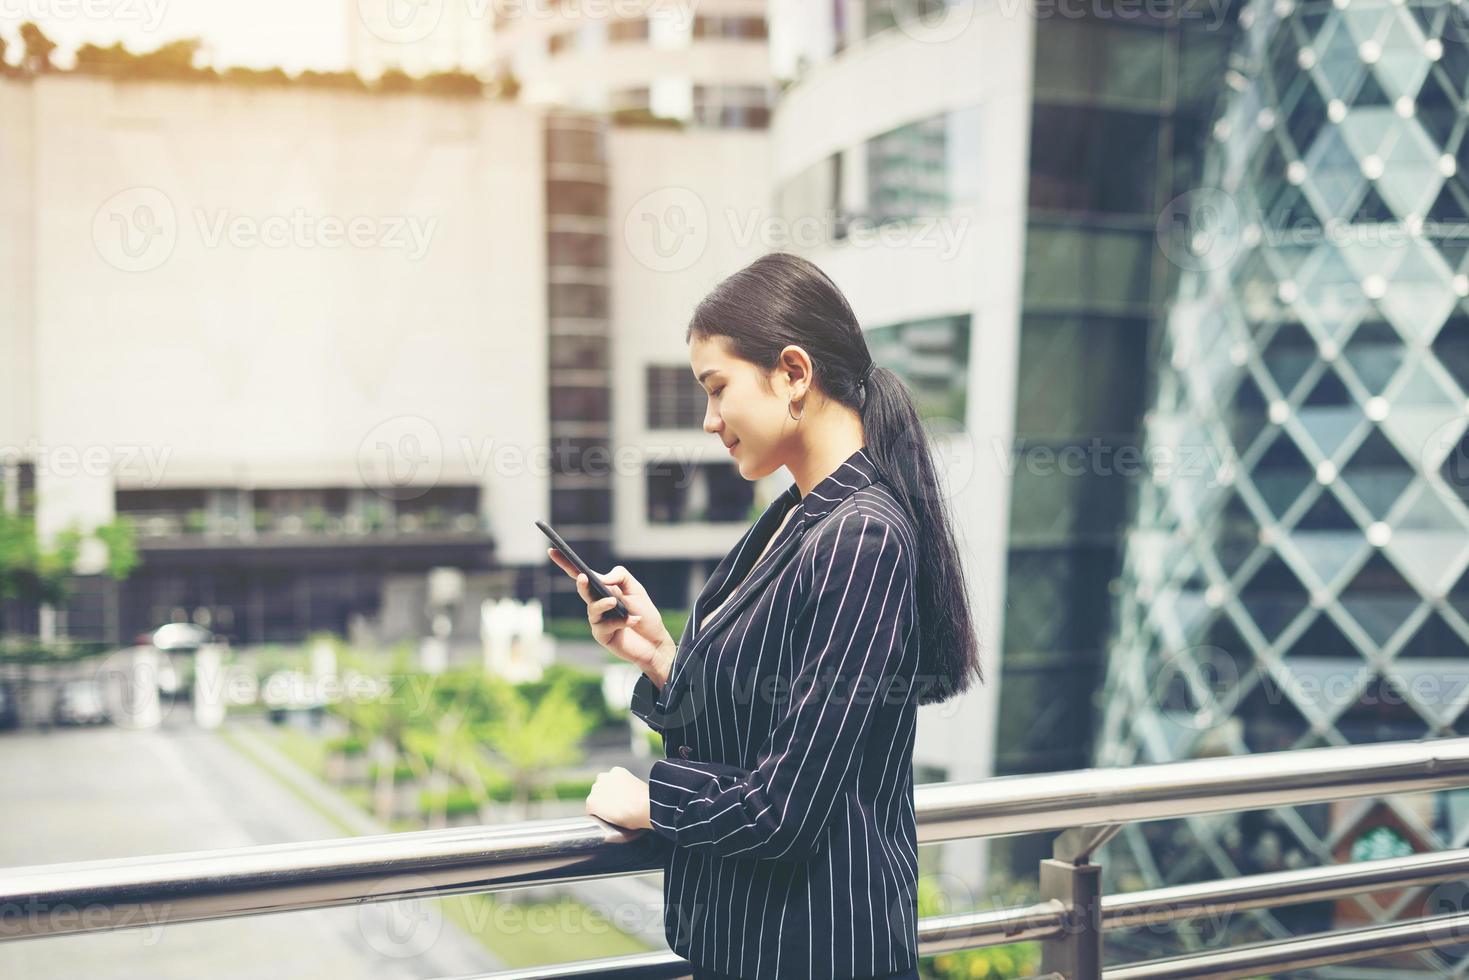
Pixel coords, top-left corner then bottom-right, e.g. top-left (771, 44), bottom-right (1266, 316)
top-left (550, 251), bottom-right (982, 979)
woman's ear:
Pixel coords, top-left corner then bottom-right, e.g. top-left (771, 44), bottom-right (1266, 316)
top-left (778, 345), bottom-right (813, 398)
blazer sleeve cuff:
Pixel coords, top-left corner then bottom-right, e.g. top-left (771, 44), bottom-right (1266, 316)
top-left (629, 670), bottom-right (667, 734)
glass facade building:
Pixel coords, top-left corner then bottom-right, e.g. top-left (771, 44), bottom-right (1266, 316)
top-left (994, 8), bottom-right (1238, 792)
top-left (1095, 0), bottom-right (1469, 964)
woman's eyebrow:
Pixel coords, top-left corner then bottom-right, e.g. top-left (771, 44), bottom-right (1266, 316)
top-left (696, 369), bottom-right (722, 387)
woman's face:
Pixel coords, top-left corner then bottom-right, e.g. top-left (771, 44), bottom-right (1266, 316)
top-left (689, 335), bottom-right (795, 480)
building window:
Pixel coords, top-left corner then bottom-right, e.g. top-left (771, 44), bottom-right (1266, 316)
top-left (115, 486), bottom-right (483, 539)
top-left (646, 462), bottom-right (753, 523)
top-left (609, 17), bottom-right (650, 41)
top-left (647, 365), bottom-right (706, 429)
top-left (550, 335), bottom-right (609, 371)
top-left (692, 83), bottom-right (772, 129)
top-left (777, 105), bottom-right (981, 230)
top-left (865, 313), bottom-right (972, 423)
top-left (552, 487), bottom-right (613, 525)
top-left (551, 384), bottom-right (610, 420)
top-left (693, 14), bottom-right (768, 39)
top-left (1028, 104), bottom-right (1162, 216)
top-left (610, 85), bottom-right (651, 112)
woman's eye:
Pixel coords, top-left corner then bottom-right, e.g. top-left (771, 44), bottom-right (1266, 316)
top-left (712, 387), bottom-right (724, 397)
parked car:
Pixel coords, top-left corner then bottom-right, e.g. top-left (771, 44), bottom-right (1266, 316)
top-left (54, 679), bottom-right (109, 726)
top-left (150, 623), bottom-right (213, 652)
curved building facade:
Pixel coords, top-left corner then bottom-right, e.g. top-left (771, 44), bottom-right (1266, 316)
top-left (767, 0), bottom-right (1036, 890)
top-left (1098, 0), bottom-right (1469, 963)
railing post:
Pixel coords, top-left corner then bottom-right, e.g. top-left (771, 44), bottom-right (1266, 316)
top-left (1038, 824), bottom-right (1117, 980)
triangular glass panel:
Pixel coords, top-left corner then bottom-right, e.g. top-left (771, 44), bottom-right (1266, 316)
top-left (1370, 13), bottom-right (1433, 99)
top-left (1297, 487), bottom-right (1360, 531)
top-left (1285, 75), bottom-right (1328, 158)
top-left (1415, 67), bottom-right (1459, 147)
top-left (1340, 552), bottom-right (1422, 646)
top-left (1240, 554), bottom-right (1313, 640)
top-left (1315, 15), bottom-right (1369, 103)
top-left (1383, 486), bottom-right (1469, 594)
top-left (1446, 563), bottom-right (1469, 623)
top-left (1251, 431), bottom-right (1317, 520)
top-left (1284, 609), bottom-right (1368, 659)
top-left (1426, 183), bottom-right (1469, 226)
top-left (1377, 121), bottom-right (1448, 218)
top-left (1394, 611), bottom-right (1469, 659)
top-left (1380, 363), bottom-right (1466, 465)
top-left (1332, 672), bottom-right (1431, 742)
top-left (1304, 127), bottom-right (1369, 219)
top-left (1287, 528), bottom-right (1368, 591)
top-left (1350, 68), bottom-right (1393, 110)
top-left (1431, 315), bottom-right (1469, 397)
top-left (1262, 322), bottom-right (1318, 398)
top-left (1298, 370), bottom-right (1362, 459)
top-left (1349, 185), bottom-right (1397, 224)
top-left (1201, 611), bottom-right (1258, 687)
top-left (1236, 670), bottom-right (1314, 752)
top-left (1340, 427), bottom-right (1415, 518)
top-left (1341, 319), bottom-right (1406, 394)
top-left (1210, 490), bottom-right (1265, 581)
top-left (1386, 658), bottom-right (1469, 729)
top-left (1229, 369), bottom-right (1272, 457)
top-left (1377, 240), bottom-right (1456, 346)
top-left (1297, 245), bottom-right (1369, 339)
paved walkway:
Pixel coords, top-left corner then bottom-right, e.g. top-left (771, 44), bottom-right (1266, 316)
top-left (0, 719), bottom-right (500, 979)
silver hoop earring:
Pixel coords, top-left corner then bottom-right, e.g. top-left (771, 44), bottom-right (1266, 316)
top-left (788, 397), bottom-right (804, 423)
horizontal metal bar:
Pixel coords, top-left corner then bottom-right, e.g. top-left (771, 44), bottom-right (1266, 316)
top-left (1103, 910), bottom-right (1469, 979)
top-left (1102, 846), bottom-right (1469, 932)
top-left (5, 736), bottom-right (1469, 943)
top-left (0, 815), bottom-right (665, 943)
top-left (433, 848), bottom-right (1469, 979)
top-left (917, 736), bottom-right (1469, 844)
top-left (433, 902), bottom-right (1072, 979)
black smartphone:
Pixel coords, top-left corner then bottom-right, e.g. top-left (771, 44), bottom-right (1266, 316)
top-left (536, 520), bottom-right (630, 622)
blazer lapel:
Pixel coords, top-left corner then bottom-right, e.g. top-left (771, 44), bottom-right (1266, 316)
top-left (660, 445), bottom-right (886, 708)
top-left (665, 524), bottom-right (805, 698)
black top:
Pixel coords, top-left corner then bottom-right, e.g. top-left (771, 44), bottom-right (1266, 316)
top-left (630, 446), bottom-right (922, 979)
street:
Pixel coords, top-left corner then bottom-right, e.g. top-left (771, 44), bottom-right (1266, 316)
top-left (0, 719), bottom-right (500, 979)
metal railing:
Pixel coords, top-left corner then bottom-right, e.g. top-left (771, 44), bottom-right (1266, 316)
top-left (6, 736), bottom-right (1469, 978)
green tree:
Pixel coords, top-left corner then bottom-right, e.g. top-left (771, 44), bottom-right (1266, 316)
top-left (0, 507), bottom-right (137, 639)
top-left (483, 674), bottom-right (596, 819)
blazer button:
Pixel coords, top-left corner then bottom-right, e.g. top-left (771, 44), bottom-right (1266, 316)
top-left (678, 745), bottom-right (692, 759)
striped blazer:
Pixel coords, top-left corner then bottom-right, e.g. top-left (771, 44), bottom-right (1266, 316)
top-left (629, 446), bottom-right (922, 979)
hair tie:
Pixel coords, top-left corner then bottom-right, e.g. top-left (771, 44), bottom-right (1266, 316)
top-left (857, 360), bottom-right (875, 402)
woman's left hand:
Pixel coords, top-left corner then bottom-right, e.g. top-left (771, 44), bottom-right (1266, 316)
top-left (586, 766), bottom-right (652, 830)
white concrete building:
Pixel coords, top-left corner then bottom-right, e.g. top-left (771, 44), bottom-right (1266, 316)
top-left (491, 0), bottom-right (771, 127)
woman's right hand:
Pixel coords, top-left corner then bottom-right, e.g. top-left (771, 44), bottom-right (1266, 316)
top-left (547, 549), bottom-right (676, 680)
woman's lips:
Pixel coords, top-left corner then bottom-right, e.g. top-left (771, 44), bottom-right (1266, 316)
top-left (728, 439), bottom-right (740, 455)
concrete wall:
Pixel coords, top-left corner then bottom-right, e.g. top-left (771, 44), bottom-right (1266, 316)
top-left (605, 122), bottom-right (776, 562)
top-left (3, 75), bottom-right (551, 566)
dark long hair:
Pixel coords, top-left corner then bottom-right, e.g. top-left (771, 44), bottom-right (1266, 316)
top-left (686, 251), bottom-right (983, 704)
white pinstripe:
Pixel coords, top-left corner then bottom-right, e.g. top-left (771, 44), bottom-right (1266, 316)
top-left (629, 448), bottom-right (921, 979)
